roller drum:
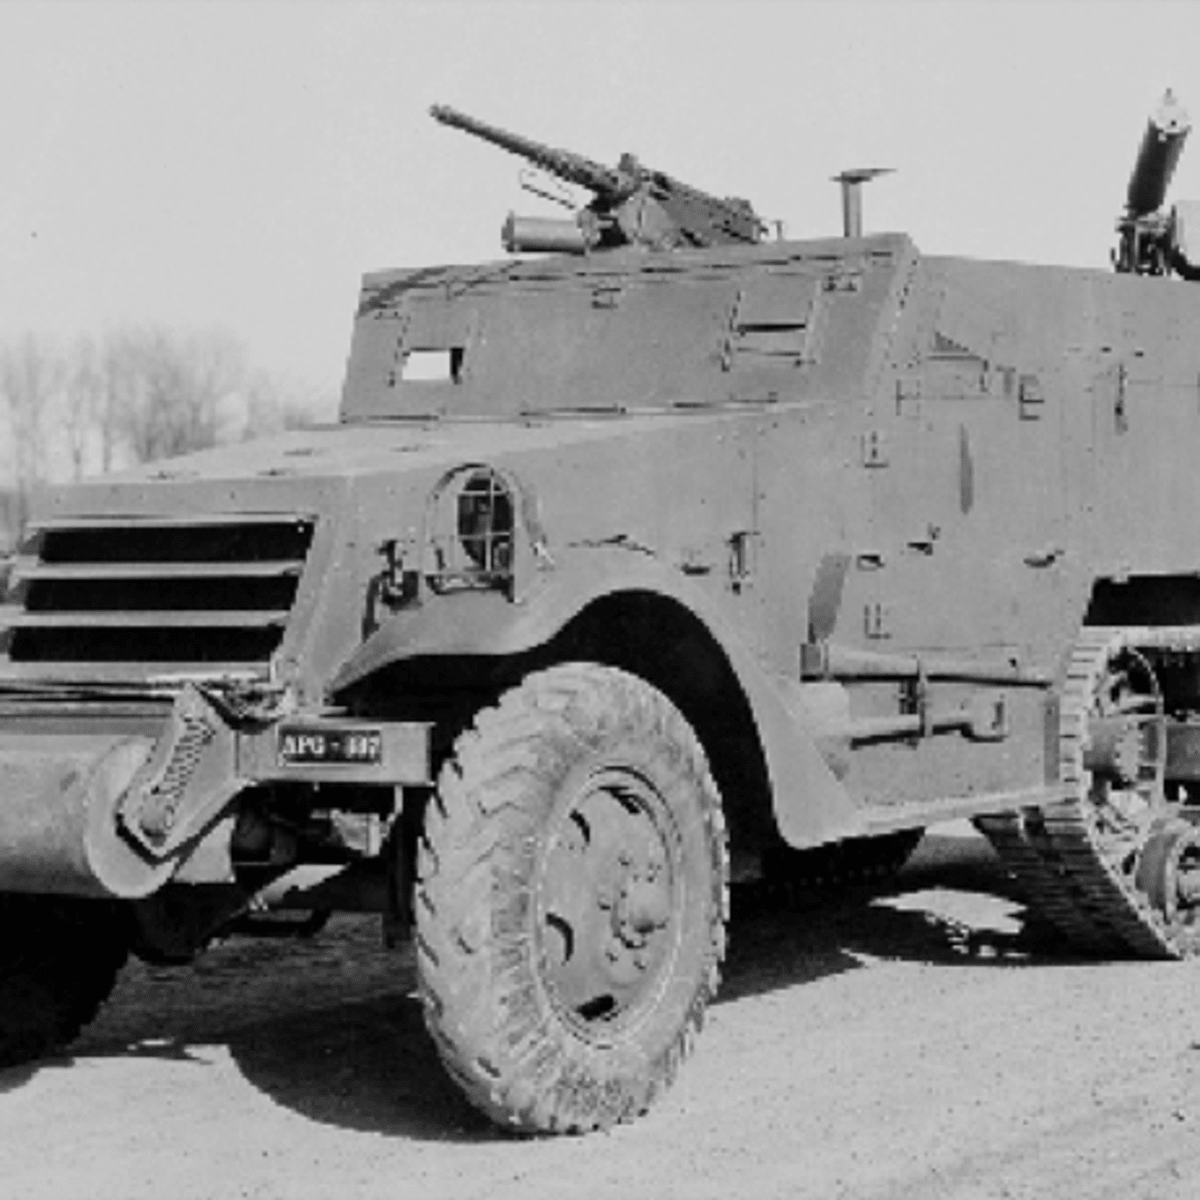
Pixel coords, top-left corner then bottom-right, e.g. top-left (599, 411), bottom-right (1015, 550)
top-left (0, 733), bottom-right (157, 897)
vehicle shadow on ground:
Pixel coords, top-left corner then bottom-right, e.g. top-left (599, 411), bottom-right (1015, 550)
top-left (0, 1063), bottom-right (36, 1096)
top-left (224, 993), bottom-right (497, 1140)
top-left (55, 831), bottom-right (1082, 1142)
top-left (719, 833), bottom-right (1070, 1003)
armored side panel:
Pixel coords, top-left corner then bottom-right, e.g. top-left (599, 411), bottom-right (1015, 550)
top-left (336, 237), bottom-right (1200, 842)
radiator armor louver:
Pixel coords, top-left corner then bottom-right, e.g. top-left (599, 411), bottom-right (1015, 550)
top-left (0, 515), bottom-right (315, 669)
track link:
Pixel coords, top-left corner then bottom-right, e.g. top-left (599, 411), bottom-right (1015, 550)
top-left (973, 809), bottom-right (1121, 954)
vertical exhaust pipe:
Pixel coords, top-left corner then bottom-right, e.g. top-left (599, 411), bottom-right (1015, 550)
top-left (833, 167), bottom-right (893, 238)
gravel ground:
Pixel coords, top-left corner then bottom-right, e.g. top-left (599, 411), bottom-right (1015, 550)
top-left (3, 822), bottom-right (1200, 1200)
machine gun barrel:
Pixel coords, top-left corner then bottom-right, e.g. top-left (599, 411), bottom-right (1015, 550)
top-left (431, 103), bottom-right (763, 251)
top-left (430, 105), bottom-right (630, 201)
top-left (1126, 90), bottom-right (1191, 218)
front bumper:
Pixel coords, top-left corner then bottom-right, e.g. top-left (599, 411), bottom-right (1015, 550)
top-left (0, 684), bottom-right (431, 900)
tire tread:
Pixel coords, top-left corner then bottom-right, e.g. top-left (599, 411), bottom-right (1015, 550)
top-left (416, 663), bottom-right (728, 1133)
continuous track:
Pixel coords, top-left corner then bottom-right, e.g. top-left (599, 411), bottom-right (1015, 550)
top-left (978, 627), bottom-right (1200, 959)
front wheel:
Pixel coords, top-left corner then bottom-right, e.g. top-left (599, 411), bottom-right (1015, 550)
top-left (416, 663), bottom-right (729, 1133)
top-left (0, 895), bottom-right (129, 1068)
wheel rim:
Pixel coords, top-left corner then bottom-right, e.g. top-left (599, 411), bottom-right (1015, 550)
top-left (535, 764), bottom-right (682, 1038)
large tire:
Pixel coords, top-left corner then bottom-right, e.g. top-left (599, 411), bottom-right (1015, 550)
top-left (417, 663), bottom-right (729, 1134)
top-left (0, 894), bottom-right (129, 1069)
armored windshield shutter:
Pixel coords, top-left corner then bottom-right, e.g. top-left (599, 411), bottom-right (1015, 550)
top-left (731, 275), bottom-right (820, 363)
top-left (390, 296), bottom-right (478, 402)
top-left (341, 289), bottom-right (479, 418)
top-left (403, 296), bottom-right (474, 354)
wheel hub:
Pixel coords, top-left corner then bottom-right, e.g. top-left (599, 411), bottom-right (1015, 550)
top-left (537, 768), bottom-right (679, 1030)
top-left (614, 870), bottom-right (670, 943)
top-left (1083, 714), bottom-right (1149, 786)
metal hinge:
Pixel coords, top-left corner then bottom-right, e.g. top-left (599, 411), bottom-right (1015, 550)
top-left (1018, 373), bottom-right (1044, 420)
top-left (863, 602), bottom-right (891, 639)
top-left (728, 531), bottom-right (757, 592)
top-left (895, 375), bottom-right (921, 416)
top-left (861, 429), bottom-right (889, 467)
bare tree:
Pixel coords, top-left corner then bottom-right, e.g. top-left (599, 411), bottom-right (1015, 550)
top-left (0, 326), bottom-right (328, 537)
top-left (93, 331), bottom-right (139, 474)
top-left (112, 328), bottom-right (246, 464)
top-left (0, 333), bottom-right (63, 528)
top-left (64, 335), bottom-right (104, 482)
top-left (241, 369), bottom-right (329, 440)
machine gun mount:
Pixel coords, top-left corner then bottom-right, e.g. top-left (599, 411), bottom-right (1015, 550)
top-left (1114, 89), bottom-right (1200, 278)
top-left (430, 104), bottom-right (765, 254)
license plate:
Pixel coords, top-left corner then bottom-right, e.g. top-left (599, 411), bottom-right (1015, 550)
top-left (278, 727), bottom-right (383, 766)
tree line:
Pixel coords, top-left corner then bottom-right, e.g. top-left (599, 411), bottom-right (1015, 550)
top-left (0, 328), bottom-right (329, 543)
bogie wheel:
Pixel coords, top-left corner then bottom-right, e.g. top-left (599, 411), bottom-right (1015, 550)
top-left (0, 894), bottom-right (129, 1069)
top-left (416, 664), bottom-right (729, 1134)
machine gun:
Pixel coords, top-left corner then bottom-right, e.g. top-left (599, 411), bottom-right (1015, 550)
top-left (430, 104), bottom-right (765, 254)
top-left (1113, 90), bottom-right (1200, 278)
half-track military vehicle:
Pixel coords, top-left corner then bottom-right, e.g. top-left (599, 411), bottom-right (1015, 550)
top-left (4, 93), bottom-right (1200, 1134)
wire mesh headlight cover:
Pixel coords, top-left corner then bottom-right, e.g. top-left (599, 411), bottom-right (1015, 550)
top-left (425, 465), bottom-right (521, 594)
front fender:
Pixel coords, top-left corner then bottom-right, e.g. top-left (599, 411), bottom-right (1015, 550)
top-left (331, 547), bottom-right (864, 847)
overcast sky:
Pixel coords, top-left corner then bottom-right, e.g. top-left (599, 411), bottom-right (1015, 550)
top-left (3, 1), bottom-right (1200, 407)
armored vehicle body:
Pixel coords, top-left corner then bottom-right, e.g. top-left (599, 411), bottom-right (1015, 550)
top-left (4, 97), bottom-right (1200, 1133)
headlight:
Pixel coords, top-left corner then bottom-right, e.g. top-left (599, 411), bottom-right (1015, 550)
top-left (427, 464), bottom-right (517, 594)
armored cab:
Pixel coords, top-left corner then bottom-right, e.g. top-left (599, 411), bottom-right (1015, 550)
top-left (3, 99), bottom-right (1200, 1134)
